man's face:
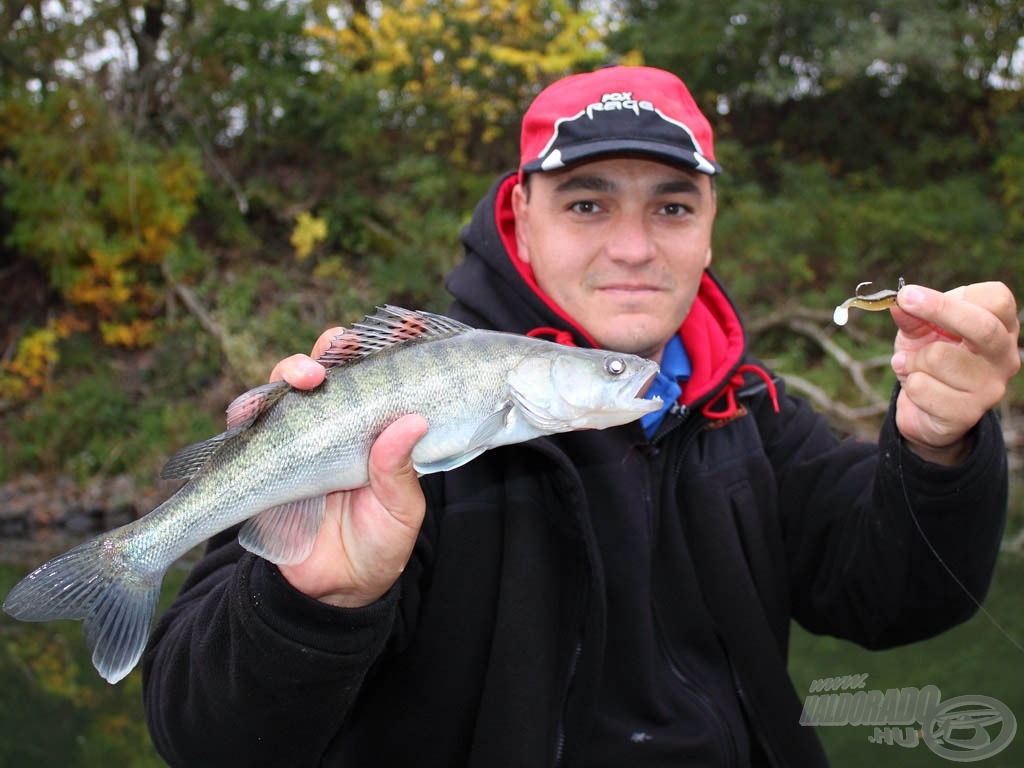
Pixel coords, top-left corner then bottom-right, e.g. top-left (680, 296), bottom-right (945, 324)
top-left (512, 157), bottom-right (716, 363)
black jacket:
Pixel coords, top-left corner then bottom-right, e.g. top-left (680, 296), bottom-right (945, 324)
top-left (143, 172), bottom-right (1008, 767)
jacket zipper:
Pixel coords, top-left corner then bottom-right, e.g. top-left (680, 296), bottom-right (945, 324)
top-left (668, 388), bottom-right (784, 767)
top-left (552, 640), bottom-right (582, 766)
top-left (652, 605), bottom-right (740, 767)
top-left (654, 410), bottom-right (740, 768)
top-left (734, 680), bottom-right (782, 768)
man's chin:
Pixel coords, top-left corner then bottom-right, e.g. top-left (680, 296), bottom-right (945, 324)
top-left (591, 323), bottom-right (673, 361)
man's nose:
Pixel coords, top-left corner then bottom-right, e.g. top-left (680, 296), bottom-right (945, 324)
top-left (605, 214), bottom-right (656, 264)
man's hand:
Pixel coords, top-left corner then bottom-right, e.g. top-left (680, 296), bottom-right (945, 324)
top-left (890, 282), bottom-right (1020, 466)
top-left (269, 327), bottom-right (429, 607)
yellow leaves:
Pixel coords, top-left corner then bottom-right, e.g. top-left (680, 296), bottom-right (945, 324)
top-left (3, 91), bottom-right (204, 379)
top-left (100, 319), bottom-right (158, 349)
top-left (0, 325), bottom-right (62, 400)
top-left (291, 211), bottom-right (329, 262)
top-left (617, 49), bottom-right (645, 68)
top-left (0, 315), bottom-right (89, 400)
top-left (312, 0), bottom-right (615, 172)
top-left (0, 312), bottom-right (91, 399)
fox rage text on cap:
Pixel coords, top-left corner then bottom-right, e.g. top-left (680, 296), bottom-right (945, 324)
top-left (519, 65), bottom-right (722, 178)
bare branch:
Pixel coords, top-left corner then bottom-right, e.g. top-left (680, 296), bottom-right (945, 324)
top-left (161, 263), bottom-right (251, 389)
top-left (747, 303), bottom-right (892, 434)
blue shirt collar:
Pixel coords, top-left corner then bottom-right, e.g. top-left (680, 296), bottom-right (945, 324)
top-left (640, 335), bottom-right (691, 438)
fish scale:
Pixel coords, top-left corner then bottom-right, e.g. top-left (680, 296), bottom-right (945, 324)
top-left (3, 306), bottom-right (661, 683)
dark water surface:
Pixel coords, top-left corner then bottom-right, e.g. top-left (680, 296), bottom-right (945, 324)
top-left (0, 537), bottom-right (196, 768)
top-left (2, 536), bottom-right (1022, 767)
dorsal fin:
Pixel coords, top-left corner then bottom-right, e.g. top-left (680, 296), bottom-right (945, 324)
top-left (314, 328), bottom-right (366, 368)
top-left (225, 380), bottom-right (292, 430)
top-left (160, 424), bottom-right (246, 480)
top-left (315, 306), bottom-right (471, 370)
top-left (161, 380), bottom-right (291, 481)
top-left (163, 307), bottom-right (470, 481)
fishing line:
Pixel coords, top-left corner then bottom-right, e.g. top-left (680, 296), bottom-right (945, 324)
top-left (896, 439), bottom-right (1024, 657)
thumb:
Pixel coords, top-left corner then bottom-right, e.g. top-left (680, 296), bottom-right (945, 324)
top-left (367, 414), bottom-right (429, 527)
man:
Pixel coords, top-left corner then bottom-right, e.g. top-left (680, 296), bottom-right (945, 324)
top-left (143, 66), bottom-right (1020, 766)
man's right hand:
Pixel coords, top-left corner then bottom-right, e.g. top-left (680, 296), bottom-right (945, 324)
top-left (269, 328), bottom-right (429, 608)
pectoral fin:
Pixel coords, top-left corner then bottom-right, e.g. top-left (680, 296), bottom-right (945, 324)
top-left (238, 496), bottom-right (327, 565)
top-left (467, 404), bottom-right (513, 448)
top-left (414, 447), bottom-right (488, 475)
top-left (412, 404), bottom-right (511, 475)
top-left (225, 380), bottom-right (291, 430)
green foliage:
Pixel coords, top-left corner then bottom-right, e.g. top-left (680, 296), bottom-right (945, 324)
top-left (612, 0), bottom-right (1024, 104)
top-left (0, 333), bottom-right (218, 483)
top-left (0, 0), bottom-right (1019, 486)
top-left (0, 4), bottom-right (1021, 764)
top-left (0, 86), bottom-right (204, 403)
top-left (713, 157), bottom-right (1014, 313)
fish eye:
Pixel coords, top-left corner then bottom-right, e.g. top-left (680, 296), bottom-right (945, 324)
top-left (604, 356), bottom-right (627, 376)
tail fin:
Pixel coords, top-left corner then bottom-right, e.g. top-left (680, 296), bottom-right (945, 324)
top-left (3, 534), bottom-right (163, 684)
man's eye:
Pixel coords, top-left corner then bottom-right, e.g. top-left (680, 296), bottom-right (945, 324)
top-left (570, 200), bottom-right (601, 214)
top-left (660, 203), bottom-right (691, 217)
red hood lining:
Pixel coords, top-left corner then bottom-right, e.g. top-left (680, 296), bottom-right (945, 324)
top-left (495, 174), bottom-right (756, 413)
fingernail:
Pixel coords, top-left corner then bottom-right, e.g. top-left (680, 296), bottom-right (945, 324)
top-left (899, 285), bottom-right (924, 309)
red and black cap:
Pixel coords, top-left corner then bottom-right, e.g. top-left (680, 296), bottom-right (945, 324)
top-left (519, 66), bottom-right (721, 177)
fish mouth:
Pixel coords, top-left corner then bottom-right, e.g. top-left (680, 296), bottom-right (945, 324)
top-left (623, 362), bottom-right (662, 414)
top-left (635, 366), bottom-right (658, 398)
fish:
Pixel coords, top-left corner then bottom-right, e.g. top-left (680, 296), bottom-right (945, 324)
top-left (3, 306), bottom-right (661, 684)
top-left (832, 277), bottom-right (905, 326)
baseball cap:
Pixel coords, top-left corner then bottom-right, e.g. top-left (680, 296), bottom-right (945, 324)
top-left (519, 65), bottom-right (721, 176)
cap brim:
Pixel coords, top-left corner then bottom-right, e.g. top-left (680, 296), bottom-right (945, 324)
top-left (521, 139), bottom-right (722, 176)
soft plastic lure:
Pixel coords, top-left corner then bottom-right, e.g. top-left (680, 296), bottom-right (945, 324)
top-left (833, 277), bottom-right (905, 326)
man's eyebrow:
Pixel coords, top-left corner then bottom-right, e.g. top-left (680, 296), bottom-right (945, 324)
top-left (654, 178), bottom-right (703, 196)
top-left (551, 175), bottom-right (704, 196)
top-left (552, 175), bottom-right (616, 194)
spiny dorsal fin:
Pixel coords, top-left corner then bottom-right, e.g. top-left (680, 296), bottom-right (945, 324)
top-left (315, 306), bottom-right (471, 370)
top-left (314, 328), bottom-right (365, 368)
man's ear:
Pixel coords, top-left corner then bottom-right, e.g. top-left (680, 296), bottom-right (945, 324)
top-left (511, 182), bottom-right (531, 264)
top-left (704, 246), bottom-right (713, 269)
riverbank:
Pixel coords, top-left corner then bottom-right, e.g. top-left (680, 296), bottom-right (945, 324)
top-left (0, 474), bottom-right (174, 539)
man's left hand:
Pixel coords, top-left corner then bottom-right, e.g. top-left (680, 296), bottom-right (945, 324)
top-left (890, 282), bottom-right (1020, 466)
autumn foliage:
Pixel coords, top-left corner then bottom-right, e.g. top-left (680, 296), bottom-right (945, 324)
top-left (0, 1), bottom-right (1021, 482)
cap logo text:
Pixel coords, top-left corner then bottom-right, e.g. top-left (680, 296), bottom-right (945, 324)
top-left (585, 91), bottom-right (655, 120)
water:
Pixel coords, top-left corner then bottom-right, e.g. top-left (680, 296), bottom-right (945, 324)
top-left (2, 540), bottom-right (1022, 766)
top-left (789, 553), bottom-right (1024, 766)
top-left (0, 538), bottom-right (196, 768)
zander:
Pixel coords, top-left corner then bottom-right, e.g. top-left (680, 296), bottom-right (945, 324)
top-left (4, 306), bottom-right (660, 683)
